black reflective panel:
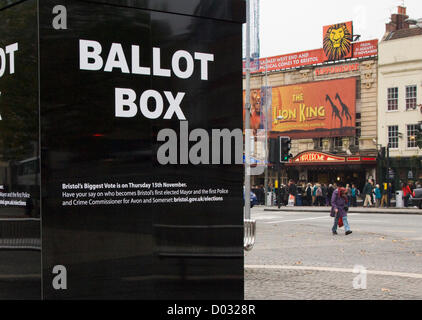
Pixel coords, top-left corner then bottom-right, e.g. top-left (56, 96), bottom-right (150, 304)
top-left (39, 0), bottom-right (243, 299)
top-left (80, 0), bottom-right (246, 23)
top-left (0, 0), bottom-right (40, 300)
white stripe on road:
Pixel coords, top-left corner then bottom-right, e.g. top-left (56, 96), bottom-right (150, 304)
top-left (245, 265), bottom-right (422, 279)
top-left (264, 214), bottom-right (359, 224)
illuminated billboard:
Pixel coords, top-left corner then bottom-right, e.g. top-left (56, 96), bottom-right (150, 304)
top-left (271, 78), bottom-right (356, 139)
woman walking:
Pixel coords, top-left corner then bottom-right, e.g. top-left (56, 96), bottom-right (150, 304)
top-left (331, 187), bottom-right (352, 235)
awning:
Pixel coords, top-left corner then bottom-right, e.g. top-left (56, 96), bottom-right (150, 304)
top-left (285, 150), bottom-right (377, 166)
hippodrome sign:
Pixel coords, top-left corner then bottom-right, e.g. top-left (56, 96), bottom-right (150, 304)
top-left (288, 151), bottom-right (377, 165)
top-left (293, 151), bottom-right (345, 163)
top-left (314, 63), bottom-right (359, 76)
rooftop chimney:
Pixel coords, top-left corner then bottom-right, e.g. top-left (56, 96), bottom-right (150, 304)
top-left (385, 6), bottom-right (409, 33)
top-left (398, 6), bottom-right (406, 15)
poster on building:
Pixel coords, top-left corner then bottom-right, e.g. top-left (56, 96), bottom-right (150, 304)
top-left (271, 78), bottom-right (356, 138)
top-left (353, 39), bottom-right (378, 58)
top-left (322, 21), bottom-right (353, 61)
top-left (242, 87), bottom-right (272, 133)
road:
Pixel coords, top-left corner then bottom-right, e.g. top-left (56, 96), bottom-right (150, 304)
top-left (245, 206), bottom-right (422, 300)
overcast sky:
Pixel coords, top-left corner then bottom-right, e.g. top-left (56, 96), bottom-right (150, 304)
top-left (259, 0), bottom-right (422, 58)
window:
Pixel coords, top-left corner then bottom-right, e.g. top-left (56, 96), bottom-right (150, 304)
top-left (356, 78), bottom-right (361, 100)
top-left (388, 125), bottom-right (399, 149)
top-left (354, 113), bottom-right (361, 146)
top-left (355, 128), bottom-right (361, 146)
top-left (387, 87), bottom-right (398, 111)
top-left (314, 138), bottom-right (323, 149)
top-left (406, 85), bottom-right (417, 110)
top-left (333, 137), bottom-right (343, 148)
top-left (407, 124), bottom-right (418, 148)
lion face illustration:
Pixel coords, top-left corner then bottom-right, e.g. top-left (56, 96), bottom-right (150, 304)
top-left (323, 23), bottom-right (352, 61)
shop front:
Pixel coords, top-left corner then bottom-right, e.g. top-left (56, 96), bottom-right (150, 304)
top-left (285, 151), bottom-right (377, 190)
top-left (378, 156), bottom-right (422, 189)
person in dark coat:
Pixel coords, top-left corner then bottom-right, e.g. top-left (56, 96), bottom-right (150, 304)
top-left (327, 184), bottom-right (334, 206)
top-left (387, 182), bottom-right (393, 207)
top-left (305, 183), bottom-right (312, 206)
top-left (287, 180), bottom-right (297, 206)
top-left (331, 187), bottom-right (352, 235)
top-left (322, 184), bottom-right (328, 206)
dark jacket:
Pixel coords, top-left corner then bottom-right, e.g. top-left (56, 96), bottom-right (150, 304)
top-left (330, 189), bottom-right (348, 218)
top-left (328, 186), bottom-right (334, 198)
top-left (362, 183), bottom-right (373, 195)
top-left (288, 184), bottom-right (297, 196)
top-left (322, 185), bottom-right (327, 197)
top-left (306, 187), bottom-right (312, 198)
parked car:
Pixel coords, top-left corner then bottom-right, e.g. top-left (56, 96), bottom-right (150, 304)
top-left (410, 188), bottom-right (422, 208)
top-left (244, 188), bottom-right (259, 208)
top-left (250, 191), bottom-right (258, 208)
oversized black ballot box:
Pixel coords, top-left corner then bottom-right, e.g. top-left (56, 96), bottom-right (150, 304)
top-left (0, 0), bottom-right (245, 299)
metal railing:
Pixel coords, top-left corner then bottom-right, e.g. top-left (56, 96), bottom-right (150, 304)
top-left (244, 219), bottom-right (256, 251)
top-left (0, 218), bottom-right (41, 250)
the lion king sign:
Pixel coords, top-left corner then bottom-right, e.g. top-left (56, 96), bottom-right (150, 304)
top-left (323, 21), bottom-right (353, 61)
top-left (270, 78), bottom-right (356, 139)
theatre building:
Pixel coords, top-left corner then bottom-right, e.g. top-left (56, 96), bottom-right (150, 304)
top-left (245, 21), bottom-right (379, 190)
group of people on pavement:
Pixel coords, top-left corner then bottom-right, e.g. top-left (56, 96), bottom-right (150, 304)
top-left (254, 178), bottom-right (420, 236)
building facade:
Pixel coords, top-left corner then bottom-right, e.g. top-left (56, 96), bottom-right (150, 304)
top-left (245, 24), bottom-right (379, 191)
top-left (377, 6), bottom-right (422, 187)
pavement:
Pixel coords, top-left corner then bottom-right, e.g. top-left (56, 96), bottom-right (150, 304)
top-left (263, 205), bottom-right (422, 214)
top-left (245, 206), bottom-right (422, 300)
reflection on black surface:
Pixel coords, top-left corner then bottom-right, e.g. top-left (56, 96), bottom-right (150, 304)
top-left (0, 0), bottom-right (40, 300)
top-left (40, 0), bottom-right (243, 299)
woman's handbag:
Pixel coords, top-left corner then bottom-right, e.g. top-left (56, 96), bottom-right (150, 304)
top-left (338, 217), bottom-right (344, 228)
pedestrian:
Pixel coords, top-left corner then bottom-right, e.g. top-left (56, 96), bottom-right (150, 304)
top-left (287, 180), bottom-right (297, 206)
top-left (380, 182), bottom-right (388, 208)
top-left (312, 183), bottom-right (317, 205)
top-left (305, 183), bottom-right (312, 206)
top-left (362, 179), bottom-right (374, 207)
top-left (402, 182), bottom-right (413, 208)
top-left (330, 187), bottom-right (352, 235)
top-left (375, 184), bottom-right (381, 207)
top-left (327, 184), bottom-right (334, 206)
top-left (346, 184), bottom-right (352, 206)
top-left (315, 184), bottom-right (323, 206)
top-left (387, 182), bottom-right (393, 207)
top-left (322, 184), bottom-right (328, 206)
top-left (351, 183), bottom-right (358, 207)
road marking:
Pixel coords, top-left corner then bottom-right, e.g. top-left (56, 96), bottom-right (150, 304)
top-left (264, 214), bottom-right (359, 224)
top-left (245, 265), bottom-right (422, 279)
top-left (267, 216), bottom-right (330, 223)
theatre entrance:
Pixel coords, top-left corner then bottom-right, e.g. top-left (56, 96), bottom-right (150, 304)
top-left (306, 166), bottom-right (367, 190)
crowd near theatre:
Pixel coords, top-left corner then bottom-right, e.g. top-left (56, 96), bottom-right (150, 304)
top-left (245, 6), bottom-right (422, 196)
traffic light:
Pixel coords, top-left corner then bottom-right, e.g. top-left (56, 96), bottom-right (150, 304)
top-left (280, 136), bottom-right (292, 162)
top-left (268, 138), bottom-right (278, 163)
